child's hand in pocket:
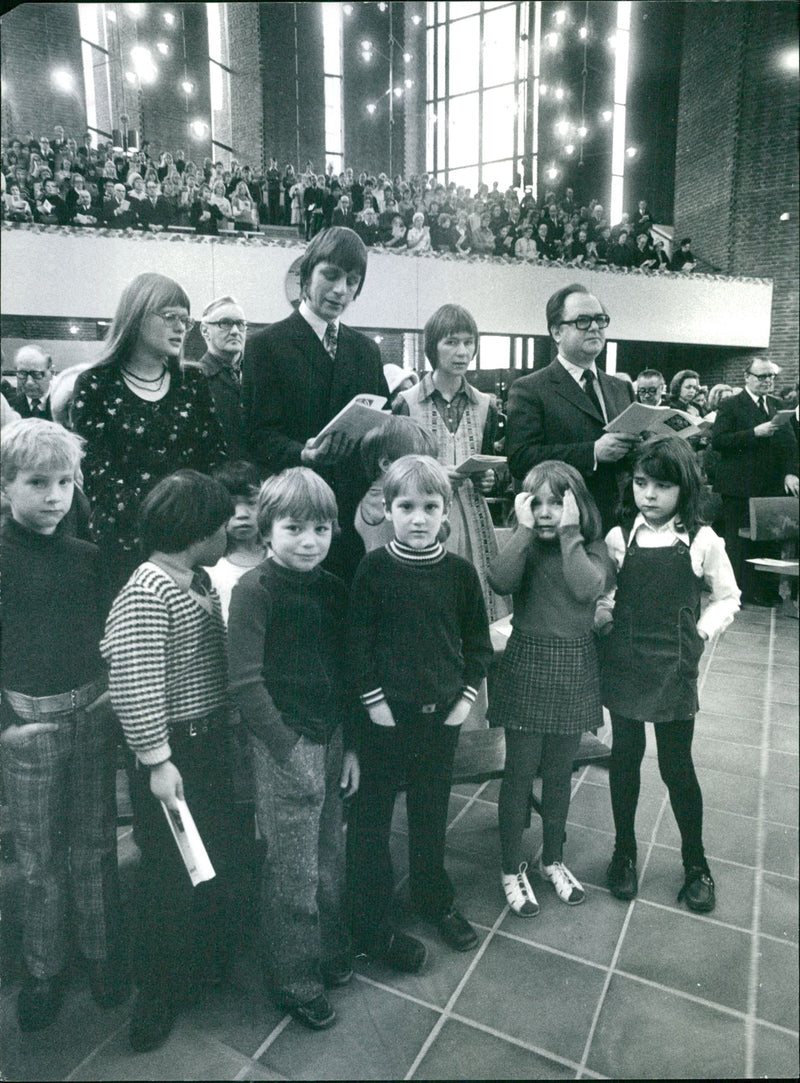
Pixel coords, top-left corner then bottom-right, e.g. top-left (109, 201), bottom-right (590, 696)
top-left (559, 489), bottom-right (581, 530)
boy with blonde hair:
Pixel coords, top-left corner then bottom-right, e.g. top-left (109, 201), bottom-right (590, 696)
top-left (1, 419), bottom-right (124, 1032)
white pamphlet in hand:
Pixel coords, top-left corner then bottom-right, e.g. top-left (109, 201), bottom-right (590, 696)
top-left (310, 394), bottom-right (390, 449)
top-left (604, 402), bottom-right (701, 441)
top-left (161, 798), bottom-right (216, 886)
top-left (454, 454), bottom-right (506, 475)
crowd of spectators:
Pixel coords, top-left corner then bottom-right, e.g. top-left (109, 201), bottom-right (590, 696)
top-left (2, 126), bottom-right (697, 271)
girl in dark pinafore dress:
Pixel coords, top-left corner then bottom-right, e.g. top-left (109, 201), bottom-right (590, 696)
top-left (598, 438), bottom-right (740, 914)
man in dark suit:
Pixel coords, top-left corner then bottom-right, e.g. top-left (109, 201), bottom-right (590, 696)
top-left (711, 357), bottom-right (799, 602)
top-left (506, 283), bottom-right (637, 530)
top-left (242, 227), bottom-right (388, 580)
top-left (136, 180), bottom-right (173, 230)
top-left (9, 345), bottom-right (54, 419)
top-left (193, 295), bottom-right (248, 459)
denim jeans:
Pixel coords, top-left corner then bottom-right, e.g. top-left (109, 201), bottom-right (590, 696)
top-left (1, 698), bottom-right (120, 979)
top-left (251, 728), bottom-right (349, 1008)
top-left (348, 704), bottom-right (460, 955)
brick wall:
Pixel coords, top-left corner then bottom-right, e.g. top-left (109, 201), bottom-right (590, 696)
top-left (1, 4), bottom-right (86, 142)
top-left (675, 3), bottom-right (799, 386)
top-left (228, 2), bottom-right (264, 169)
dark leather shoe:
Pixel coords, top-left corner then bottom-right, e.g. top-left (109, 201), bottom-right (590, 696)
top-left (437, 906), bottom-right (478, 952)
top-left (607, 853), bottom-right (638, 900)
top-left (381, 932), bottom-right (427, 973)
top-left (87, 959), bottom-right (130, 1009)
top-left (129, 992), bottom-right (176, 1053)
top-left (678, 865), bottom-right (716, 913)
top-left (17, 974), bottom-right (65, 1032)
top-left (290, 993), bottom-right (336, 1030)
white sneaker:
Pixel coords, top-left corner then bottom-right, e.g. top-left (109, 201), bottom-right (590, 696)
top-left (539, 860), bottom-right (586, 905)
top-left (501, 862), bottom-right (540, 917)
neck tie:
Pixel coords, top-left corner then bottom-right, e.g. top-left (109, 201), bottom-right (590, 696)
top-left (581, 369), bottom-right (603, 418)
top-left (323, 322), bottom-right (338, 361)
top-left (29, 398), bottom-right (42, 415)
top-left (759, 396), bottom-right (770, 418)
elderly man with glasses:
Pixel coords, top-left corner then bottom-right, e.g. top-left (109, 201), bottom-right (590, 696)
top-left (194, 295), bottom-right (248, 458)
top-left (506, 283), bottom-right (637, 530)
top-left (711, 356), bottom-right (799, 603)
top-left (11, 345), bottom-right (54, 419)
top-left (635, 369), bottom-right (666, 405)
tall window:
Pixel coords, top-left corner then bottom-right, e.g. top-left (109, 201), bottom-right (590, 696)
top-left (426, 2), bottom-right (528, 190)
top-left (207, 2), bottom-right (233, 156)
top-left (322, 4), bottom-right (344, 174)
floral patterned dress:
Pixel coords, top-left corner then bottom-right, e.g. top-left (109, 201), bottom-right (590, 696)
top-left (72, 363), bottom-right (227, 586)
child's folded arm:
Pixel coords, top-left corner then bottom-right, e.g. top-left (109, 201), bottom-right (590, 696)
top-left (227, 576), bottom-right (300, 762)
top-left (487, 523), bottom-right (533, 595)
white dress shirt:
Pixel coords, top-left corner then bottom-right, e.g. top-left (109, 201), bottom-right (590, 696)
top-left (597, 513), bottom-right (740, 641)
top-left (557, 354), bottom-right (608, 422)
top-left (299, 299), bottom-right (338, 343)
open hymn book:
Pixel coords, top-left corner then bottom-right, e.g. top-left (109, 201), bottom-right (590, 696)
top-left (309, 394), bottom-right (390, 448)
top-left (604, 402), bottom-right (704, 441)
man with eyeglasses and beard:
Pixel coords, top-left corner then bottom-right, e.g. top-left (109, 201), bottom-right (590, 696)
top-left (195, 296), bottom-right (248, 458)
top-left (506, 283), bottom-right (637, 530)
top-left (711, 356), bottom-right (799, 604)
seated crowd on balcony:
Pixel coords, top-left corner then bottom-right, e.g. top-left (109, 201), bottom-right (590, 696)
top-left (1, 126), bottom-right (693, 272)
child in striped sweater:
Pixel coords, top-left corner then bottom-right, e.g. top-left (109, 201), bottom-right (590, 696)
top-left (101, 469), bottom-right (236, 1054)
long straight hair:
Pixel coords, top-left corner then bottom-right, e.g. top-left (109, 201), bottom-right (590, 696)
top-left (94, 272), bottom-right (190, 373)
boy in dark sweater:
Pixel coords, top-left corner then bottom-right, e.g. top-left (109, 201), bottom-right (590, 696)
top-left (228, 468), bottom-right (359, 1032)
top-left (348, 455), bottom-right (493, 972)
top-left (0, 419), bottom-right (124, 1033)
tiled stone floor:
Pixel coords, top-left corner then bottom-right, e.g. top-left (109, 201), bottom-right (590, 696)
top-left (1, 607), bottom-right (797, 1080)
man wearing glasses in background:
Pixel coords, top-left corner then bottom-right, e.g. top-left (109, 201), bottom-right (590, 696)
top-left (195, 296), bottom-right (248, 458)
top-left (711, 355), bottom-right (799, 605)
top-left (10, 346), bottom-right (54, 419)
top-left (506, 283), bottom-right (636, 530)
top-left (635, 369), bottom-right (666, 406)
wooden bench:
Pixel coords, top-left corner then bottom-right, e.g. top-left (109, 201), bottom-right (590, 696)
top-left (740, 496), bottom-right (799, 616)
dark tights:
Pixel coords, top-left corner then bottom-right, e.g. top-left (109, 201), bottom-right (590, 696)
top-left (609, 715), bottom-right (705, 868)
top-left (498, 730), bottom-right (582, 873)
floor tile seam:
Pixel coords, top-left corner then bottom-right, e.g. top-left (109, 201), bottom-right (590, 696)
top-left (609, 969), bottom-right (800, 1040)
top-left (745, 609), bottom-right (776, 1077)
top-left (404, 898), bottom-right (510, 1079)
top-left (444, 779), bottom-right (495, 832)
top-left (248, 1012), bottom-right (292, 1064)
top-left (63, 1015), bottom-right (131, 1081)
top-left (576, 793), bottom-right (672, 1077)
top-left (351, 969), bottom-right (444, 1013)
top-left (490, 924), bottom-right (612, 973)
top-left (445, 1010), bottom-right (609, 1078)
top-left (187, 1026), bottom-right (289, 1081)
top-left (758, 929), bottom-right (800, 948)
top-left (628, 893), bottom-right (763, 938)
top-left (580, 841), bottom-right (797, 881)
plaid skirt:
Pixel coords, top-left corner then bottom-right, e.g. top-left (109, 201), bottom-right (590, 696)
top-left (488, 629), bottom-right (602, 736)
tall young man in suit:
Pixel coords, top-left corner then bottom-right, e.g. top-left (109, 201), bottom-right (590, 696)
top-left (506, 283), bottom-right (637, 530)
top-left (711, 357), bottom-right (799, 603)
top-left (242, 227), bottom-right (388, 580)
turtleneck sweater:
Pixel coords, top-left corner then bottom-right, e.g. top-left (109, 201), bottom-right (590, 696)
top-left (349, 541), bottom-right (493, 711)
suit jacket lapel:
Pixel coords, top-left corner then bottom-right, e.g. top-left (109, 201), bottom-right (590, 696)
top-left (597, 369), bottom-right (631, 423)
top-left (548, 361), bottom-right (604, 422)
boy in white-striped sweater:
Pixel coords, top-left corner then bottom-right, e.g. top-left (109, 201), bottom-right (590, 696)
top-left (101, 470), bottom-right (237, 1054)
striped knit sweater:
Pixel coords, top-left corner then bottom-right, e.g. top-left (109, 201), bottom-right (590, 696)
top-left (101, 561), bottom-right (228, 766)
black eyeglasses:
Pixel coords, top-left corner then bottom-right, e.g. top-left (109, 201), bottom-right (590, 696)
top-left (746, 371), bottom-right (776, 382)
top-left (637, 386), bottom-right (662, 398)
top-left (205, 319), bottom-right (247, 332)
top-left (559, 314), bottom-right (611, 331)
top-left (17, 369), bottom-right (50, 381)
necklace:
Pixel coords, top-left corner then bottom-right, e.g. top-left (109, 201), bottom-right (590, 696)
top-left (121, 365), bottom-right (168, 390)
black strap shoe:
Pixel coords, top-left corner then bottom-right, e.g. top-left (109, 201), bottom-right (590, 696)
top-left (607, 853), bottom-right (638, 900)
top-left (381, 932), bottom-right (427, 973)
top-left (129, 991), bottom-right (177, 1053)
top-left (438, 906), bottom-right (479, 952)
top-left (290, 993), bottom-right (337, 1030)
top-left (678, 864), bottom-right (716, 913)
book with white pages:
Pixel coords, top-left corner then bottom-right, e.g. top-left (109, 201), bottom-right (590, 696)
top-left (161, 798), bottom-right (216, 886)
top-left (309, 394), bottom-right (390, 449)
top-left (604, 402), bottom-right (702, 441)
top-left (454, 454), bottom-right (506, 476)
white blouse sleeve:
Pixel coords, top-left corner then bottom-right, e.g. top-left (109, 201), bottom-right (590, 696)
top-left (693, 527), bottom-right (741, 640)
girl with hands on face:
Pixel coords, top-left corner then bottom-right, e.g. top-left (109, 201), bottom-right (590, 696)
top-left (487, 462), bottom-right (615, 917)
